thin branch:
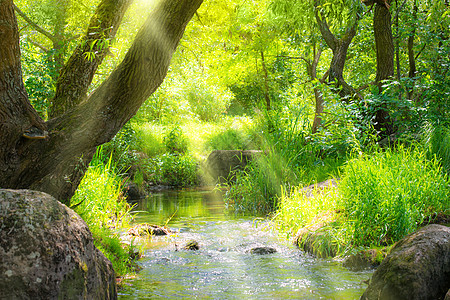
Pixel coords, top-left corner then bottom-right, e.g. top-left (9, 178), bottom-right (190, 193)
top-left (14, 5), bottom-right (56, 43)
top-left (320, 69), bottom-right (330, 83)
top-left (415, 43), bottom-right (426, 61)
top-left (27, 38), bottom-right (50, 52)
top-left (392, 0), bottom-right (407, 23)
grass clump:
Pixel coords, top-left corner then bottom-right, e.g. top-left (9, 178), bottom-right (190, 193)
top-left (338, 147), bottom-right (449, 247)
top-left (70, 148), bottom-right (138, 277)
top-left (274, 146), bottom-right (450, 256)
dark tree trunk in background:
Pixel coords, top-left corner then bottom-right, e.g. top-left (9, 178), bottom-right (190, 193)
top-left (0, 0), bottom-right (203, 204)
top-left (260, 50), bottom-right (271, 110)
top-left (373, 0), bottom-right (395, 137)
top-left (407, 0), bottom-right (418, 100)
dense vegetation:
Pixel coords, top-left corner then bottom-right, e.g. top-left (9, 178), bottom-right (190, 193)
top-left (15, 0), bottom-right (449, 272)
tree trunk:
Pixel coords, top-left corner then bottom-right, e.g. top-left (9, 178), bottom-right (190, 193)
top-left (0, 0), bottom-right (203, 204)
top-left (260, 50), bottom-right (271, 110)
top-left (407, 0), bottom-right (418, 100)
top-left (373, 0), bottom-right (395, 137)
top-left (314, 0), bottom-right (359, 99)
top-left (50, 0), bottom-right (133, 118)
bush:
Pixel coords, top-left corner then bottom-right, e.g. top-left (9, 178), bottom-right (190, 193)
top-left (164, 125), bottom-right (189, 154)
top-left (205, 127), bottom-right (251, 150)
top-left (159, 153), bottom-right (198, 187)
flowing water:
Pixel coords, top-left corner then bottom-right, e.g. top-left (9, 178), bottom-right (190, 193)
top-left (118, 189), bottom-right (373, 299)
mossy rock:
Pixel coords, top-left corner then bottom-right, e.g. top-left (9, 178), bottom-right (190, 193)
top-left (343, 248), bottom-right (388, 271)
top-left (249, 247), bottom-right (277, 255)
top-left (127, 223), bottom-right (171, 237)
top-left (361, 224), bottom-right (450, 300)
top-left (183, 240), bottom-right (199, 250)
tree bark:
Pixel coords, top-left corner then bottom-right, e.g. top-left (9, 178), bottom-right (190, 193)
top-left (50, 0), bottom-right (133, 118)
top-left (0, 0), bottom-right (203, 203)
top-left (406, 0), bottom-right (418, 100)
top-left (314, 0), bottom-right (359, 99)
top-left (373, 0), bottom-right (395, 136)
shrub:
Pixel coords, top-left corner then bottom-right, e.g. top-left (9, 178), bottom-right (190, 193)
top-left (159, 153), bottom-right (198, 187)
top-left (164, 125), bottom-right (189, 154)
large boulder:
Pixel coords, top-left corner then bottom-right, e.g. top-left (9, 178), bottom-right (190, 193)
top-left (0, 189), bottom-right (117, 299)
top-left (360, 224), bottom-right (450, 300)
top-left (203, 150), bottom-right (262, 184)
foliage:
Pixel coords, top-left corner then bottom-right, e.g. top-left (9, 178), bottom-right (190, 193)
top-left (274, 146), bottom-right (449, 255)
top-left (423, 124), bottom-right (450, 175)
top-left (163, 125), bottom-right (189, 154)
top-left (205, 127), bottom-right (253, 151)
top-left (70, 148), bottom-right (138, 276)
top-left (158, 153), bottom-right (199, 187)
top-left (338, 147), bottom-right (450, 247)
top-left (20, 40), bottom-right (57, 119)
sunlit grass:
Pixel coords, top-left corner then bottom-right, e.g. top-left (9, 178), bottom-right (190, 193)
top-left (71, 149), bottom-right (137, 276)
top-left (274, 146), bottom-right (450, 256)
top-left (338, 146), bottom-right (450, 247)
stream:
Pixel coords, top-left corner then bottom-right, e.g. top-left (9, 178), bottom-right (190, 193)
top-left (118, 189), bottom-right (373, 299)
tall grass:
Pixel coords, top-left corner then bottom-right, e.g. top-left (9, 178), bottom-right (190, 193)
top-left (338, 147), bottom-right (449, 247)
top-left (224, 108), bottom-right (343, 215)
top-left (274, 146), bottom-right (450, 255)
top-left (423, 124), bottom-right (450, 175)
top-left (70, 148), bottom-right (137, 276)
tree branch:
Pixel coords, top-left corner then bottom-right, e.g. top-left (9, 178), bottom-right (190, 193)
top-left (27, 38), bottom-right (49, 52)
top-left (50, 0), bottom-right (133, 118)
top-left (314, 6), bottom-right (338, 51)
top-left (14, 4), bottom-right (56, 43)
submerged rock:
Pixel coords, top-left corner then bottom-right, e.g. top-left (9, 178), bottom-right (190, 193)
top-left (249, 247), bottom-right (277, 255)
top-left (360, 224), bottom-right (450, 300)
top-left (183, 240), bottom-right (199, 250)
top-left (128, 223), bottom-right (172, 236)
top-left (343, 249), bottom-right (387, 271)
top-left (0, 189), bottom-right (116, 300)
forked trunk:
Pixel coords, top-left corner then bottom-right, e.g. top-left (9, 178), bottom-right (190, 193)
top-left (0, 0), bottom-right (203, 204)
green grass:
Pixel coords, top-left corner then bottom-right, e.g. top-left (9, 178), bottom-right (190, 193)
top-left (338, 146), bottom-right (449, 247)
top-left (70, 148), bottom-right (138, 277)
top-left (274, 146), bottom-right (450, 256)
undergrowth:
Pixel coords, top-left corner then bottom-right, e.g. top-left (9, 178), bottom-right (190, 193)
top-left (70, 148), bottom-right (139, 277)
top-left (274, 145), bottom-right (450, 257)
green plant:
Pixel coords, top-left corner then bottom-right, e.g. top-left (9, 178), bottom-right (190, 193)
top-left (70, 148), bottom-right (138, 276)
top-left (164, 125), bottom-right (189, 154)
top-left (423, 124), bottom-right (450, 175)
top-left (205, 127), bottom-right (250, 150)
top-left (159, 153), bottom-right (199, 187)
top-left (338, 147), bottom-right (450, 247)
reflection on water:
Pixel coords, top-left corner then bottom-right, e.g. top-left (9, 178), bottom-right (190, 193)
top-left (119, 189), bottom-right (372, 299)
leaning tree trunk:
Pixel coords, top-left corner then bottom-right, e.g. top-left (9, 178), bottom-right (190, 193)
top-left (373, 0), bottom-right (395, 137)
top-left (0, 0), bottom-right (203, 204)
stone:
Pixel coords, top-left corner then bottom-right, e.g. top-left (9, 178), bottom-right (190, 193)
top-left (294, 211), bottom-right (338, 258)
top-left (249, 247), bottom-right (277, 255)
top-left (204, 150), bottom-right (262, 184)
top-left (343, 249), bottom-right (386, 271)
top-left (183, 240), bottom-right (199, 250)
top-left (0, 189), bottom-right (117, 299)
top-left (127, 223), bottom-right (172, 236)
top-left (360, 224), bottom-right (450, 300)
